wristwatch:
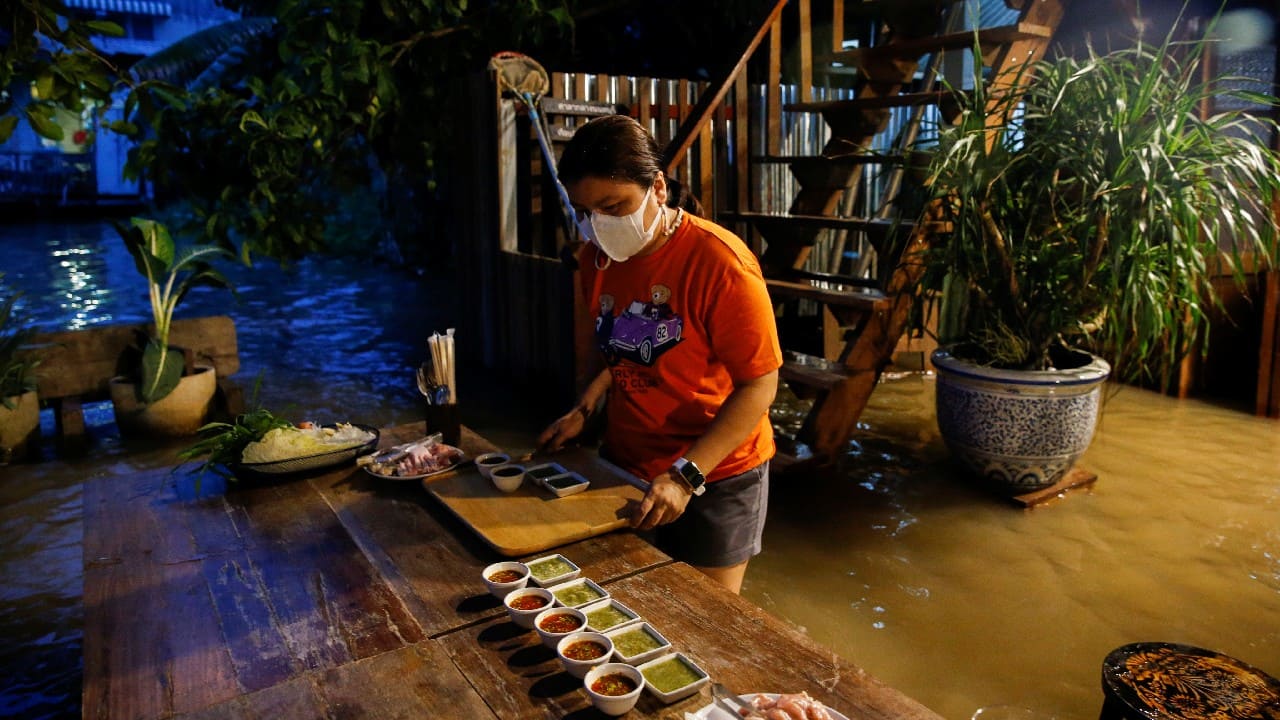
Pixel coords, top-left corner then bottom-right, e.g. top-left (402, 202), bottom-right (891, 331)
top-left (671, 457), bottom-right (707, 496)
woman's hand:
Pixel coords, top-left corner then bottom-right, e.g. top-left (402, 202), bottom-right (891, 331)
top-left (630, 472), bottom-right (691, 530)
top-left (536, 406), bottom-right (587, 453)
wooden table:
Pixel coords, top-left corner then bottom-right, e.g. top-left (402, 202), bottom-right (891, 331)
top-left (82, 424), bottom-right (943, 720)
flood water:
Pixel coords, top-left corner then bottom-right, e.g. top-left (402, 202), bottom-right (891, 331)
top-left (3, 220), bottom-right (1279, 719)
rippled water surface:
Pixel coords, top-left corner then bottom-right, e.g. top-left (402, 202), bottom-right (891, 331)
top-left (3, 220), bottom-right (1279, 719)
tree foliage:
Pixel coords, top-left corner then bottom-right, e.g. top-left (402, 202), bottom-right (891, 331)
top-left (0, 0), bottom-right (123, 143)
top-left (119, 0), bottom-right (576, 263)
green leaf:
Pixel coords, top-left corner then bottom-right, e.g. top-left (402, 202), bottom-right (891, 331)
top-left (140, 339), bottom-right (184, 403)
top-left (131, 217), bottom-right (176, 267)
top-left (24, 105), bottom-right (63, 140)
top-left (108, 120), bottom-right (139, 135)
top-left (35, 71), bottom-right (56, 103)
top-left (239, 110), bottom-right (268, 131)
top-left (85, 20), bottom-right (125, 37)
top-left (0, 115), bottom-right (18, 144)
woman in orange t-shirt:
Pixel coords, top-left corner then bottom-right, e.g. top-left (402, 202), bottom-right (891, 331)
top-left (536, 115), bottom-right (782, 594)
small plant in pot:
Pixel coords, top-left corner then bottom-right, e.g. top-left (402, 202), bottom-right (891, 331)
top-left (109, 217), bottom-right (235, 438)
top-left (914, 23), bottom-right (1280, 493)
top-left (0, 275), bottom-right (42, 463)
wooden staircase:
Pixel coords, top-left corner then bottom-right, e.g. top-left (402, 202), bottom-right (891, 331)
top-left (719, 0), bottom-right (1066, 468)
top-left (479, 0), bottom-right (1068, 469)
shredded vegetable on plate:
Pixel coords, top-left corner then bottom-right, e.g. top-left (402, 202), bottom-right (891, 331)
top-left (241, 423), bottom-right (375, 463)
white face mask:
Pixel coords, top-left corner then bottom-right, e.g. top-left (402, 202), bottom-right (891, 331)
top-left (578, 184), bottom-right (662, 263)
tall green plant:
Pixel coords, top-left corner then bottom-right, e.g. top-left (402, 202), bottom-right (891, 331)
top-left (114, 218), bottom-right (234, 403)
top-left (917, 22), bottom-right (1280, 385)
top-left (0, 275), bottom-right (40, 407)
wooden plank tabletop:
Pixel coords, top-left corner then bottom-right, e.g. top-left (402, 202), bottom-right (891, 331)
top-left (171, 641), bottom-right (495, 720)
top-left (420, 445), bottom-right (647, 557)
top-left (310, 425), bottom-right (670, 636)
top-left (81, 424), bottom-right (670, 719)
top-left (439, 562), bottom-right (946, 720)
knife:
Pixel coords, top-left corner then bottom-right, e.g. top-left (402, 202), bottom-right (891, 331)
top-left (711, 682), bottom-right (750, 717)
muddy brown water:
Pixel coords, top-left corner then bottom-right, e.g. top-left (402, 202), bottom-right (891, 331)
top-left (3, 221), bottom-right (1279, 718)
top-left (754, 375), bottom-right (1280, 720)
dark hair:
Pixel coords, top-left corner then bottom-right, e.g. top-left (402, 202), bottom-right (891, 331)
top-left (558, 115), bottom-right (703, 216)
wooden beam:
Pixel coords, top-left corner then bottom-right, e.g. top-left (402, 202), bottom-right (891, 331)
top-left (638, 76), bottom-right (651, 127)
top-left (799, 0), bottom-right (813, 102)
top-left (1259, 271), bottom-right (1280, 417)
top-left (768, 17), bottom-right (782, 157)
top-left (832, 0), bottom-right (844, 54)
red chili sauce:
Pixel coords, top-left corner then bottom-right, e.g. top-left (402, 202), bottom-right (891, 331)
top-left (563, 640), bottom-right (607, 661)
top-left (591, 673), bottom-right (638, 696)
top-left (538, 613), bottom-right (583, 634)
top-left (509, 595), bottom-right (548, 611)
top-left (488, 569), bottom-right (524, 583)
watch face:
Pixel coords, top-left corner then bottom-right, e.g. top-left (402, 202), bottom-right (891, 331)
top-left (679, 462), bottom-right (704, 487)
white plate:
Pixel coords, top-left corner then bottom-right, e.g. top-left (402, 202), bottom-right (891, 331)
top-left (690, 693), bottom-right (849, 720)
top-left (362, 446), bottom-right (468, 480)
top-left (234, 424), bottom-right (380, 476)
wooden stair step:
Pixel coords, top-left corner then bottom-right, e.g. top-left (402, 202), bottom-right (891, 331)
top-left (821, 22), bottom-right (1053, 82)
top-left (728, 211), bottom-right (912, 234)
top-left (752, 154), bottom-right (904, 192)
top-left (775, 268), bottom-right (881, 290)
top-left (780, 351), bottom-right (852, 392)
top-left (751, 153), bottom-right (904, 166)
top-left (786, 90), bottom-right (954, 113)
top-left (766, 277), bottom-right (889, 311)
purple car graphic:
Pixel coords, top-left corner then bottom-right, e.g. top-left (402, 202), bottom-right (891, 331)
top-left (604, 301), bottom-right (682, 366)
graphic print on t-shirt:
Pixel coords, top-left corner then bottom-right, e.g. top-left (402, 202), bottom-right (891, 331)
top-left (595, 284), bottom-right (683, 367)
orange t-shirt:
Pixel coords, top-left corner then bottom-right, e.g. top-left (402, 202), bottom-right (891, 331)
top-left (579, 213), bottom-right (783, 483)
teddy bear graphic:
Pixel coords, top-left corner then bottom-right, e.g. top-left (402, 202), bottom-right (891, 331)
top-left (597, 284), bottom-right (683, 367)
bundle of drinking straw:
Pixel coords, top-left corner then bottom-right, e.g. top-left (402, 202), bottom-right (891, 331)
top-left (426, 329), bottom-right (456, 404)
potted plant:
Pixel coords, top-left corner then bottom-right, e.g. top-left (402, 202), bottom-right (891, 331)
top-left (108, 217), bottom-right (235, 438)
top-left (915, 25), bottom-right (1280, 494)
top-left (0, 274), bottom-right (42, 463)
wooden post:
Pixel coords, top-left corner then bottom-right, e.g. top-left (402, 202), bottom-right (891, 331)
top-left (768, 17), bottom-right (782, 157)
top-left (799, 0), bottom-right (813, 102)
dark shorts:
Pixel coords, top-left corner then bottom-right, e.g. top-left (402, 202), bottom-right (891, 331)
top-left (648, 461), bottom-right (769, 568)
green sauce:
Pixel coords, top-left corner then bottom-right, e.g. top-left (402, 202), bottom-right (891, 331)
top-left (641, 656), bottom-right (702, 693)
top-left (552, 582), bottom-right (604, 607)
top-left (586, 605), bottom-right (634, 631)
top-left (612, 627), bottom-right (662, 658)
top-left (528, 557), bottom-right (574, 581)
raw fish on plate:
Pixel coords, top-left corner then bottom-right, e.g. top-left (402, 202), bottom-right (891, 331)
top-left (364, 442), bottom-right (466, 480)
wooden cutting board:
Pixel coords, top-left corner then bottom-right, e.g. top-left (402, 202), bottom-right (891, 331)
top-left (421, 448), bottom-right (647, 557)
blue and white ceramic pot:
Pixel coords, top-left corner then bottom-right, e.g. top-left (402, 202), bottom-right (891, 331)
top-left (931, 347), bottom-right (1111, 494)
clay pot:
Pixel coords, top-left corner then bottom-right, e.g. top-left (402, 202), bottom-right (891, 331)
top-left (932, 347), bottom-right (1111, 494)
top-left (109, 365), bottom-right (216, 438)
top-left (0, 390), bottom-right (40, 463)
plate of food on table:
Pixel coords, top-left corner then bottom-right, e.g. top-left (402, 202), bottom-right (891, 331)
top-left (177, 409), bottom-right (380, 479)
top-left (359, 433), bottom-right (468, 480)
top-left (692, 691), bottom-right (848, 720)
